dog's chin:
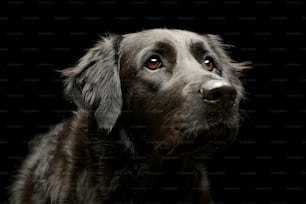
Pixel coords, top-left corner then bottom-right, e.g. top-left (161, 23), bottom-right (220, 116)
top-left (158, 119), bottom-right (239, 157)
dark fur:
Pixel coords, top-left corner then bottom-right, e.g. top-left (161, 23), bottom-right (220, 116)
top-left (10, 29), bottom-right (249, 204)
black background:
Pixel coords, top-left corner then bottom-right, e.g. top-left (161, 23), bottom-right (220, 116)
top-left (1, 0), bottom-right (306, 203)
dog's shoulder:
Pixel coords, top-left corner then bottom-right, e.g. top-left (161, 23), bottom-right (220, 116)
top-left (28, 109), bottom-right (91, 167)
top-left (10, 110), bottom-right (93, 203)
top-left (28, 109), bottom-right (90, 154)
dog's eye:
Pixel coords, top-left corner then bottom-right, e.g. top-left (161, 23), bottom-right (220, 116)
top-left (145, 55), bottom-right (163, 71)
top-left (203, 56), bottom-right (218, 72)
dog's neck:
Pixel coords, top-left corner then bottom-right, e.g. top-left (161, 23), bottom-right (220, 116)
top-left (88, 112), bottom-right (213, 169)
top-left (85, 112), bottom-right (214, 203)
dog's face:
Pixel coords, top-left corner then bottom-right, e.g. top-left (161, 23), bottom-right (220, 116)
top-left (63, 29), bottom-right (249, 156)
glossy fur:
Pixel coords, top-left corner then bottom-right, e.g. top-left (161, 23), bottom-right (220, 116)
top-left (10, 29), bottom-right (249, 204)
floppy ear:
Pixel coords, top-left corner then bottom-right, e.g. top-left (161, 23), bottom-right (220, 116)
top-left (62, 35), bottom-right (123, 131)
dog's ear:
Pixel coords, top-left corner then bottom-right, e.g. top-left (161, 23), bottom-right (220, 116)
top-left (61, 35), bottom-right (123, 131)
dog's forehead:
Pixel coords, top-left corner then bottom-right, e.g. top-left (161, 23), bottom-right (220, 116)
top-left (121, 29), bottom-right (205, 49)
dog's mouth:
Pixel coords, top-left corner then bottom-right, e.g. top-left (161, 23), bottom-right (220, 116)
top-left (156, 119), bottom-right (239, 157)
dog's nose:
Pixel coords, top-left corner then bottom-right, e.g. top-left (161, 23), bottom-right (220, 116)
top-left (199, 80), bottom-right (237, 104)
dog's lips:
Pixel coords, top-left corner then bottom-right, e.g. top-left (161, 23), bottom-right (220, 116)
top-left (159, 121), bottom-right (238, 156)
top-left (174, 108), bottom-right (239, 136)
top-left (206, 103), bottom-right (239, 121)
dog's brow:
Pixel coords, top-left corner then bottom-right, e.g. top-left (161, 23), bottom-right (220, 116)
top-left (190, 41), bottom-right (208, 63)
top-left (153, 41), bottom-right (175, 53)
top-left (152, 41), bottom-right (177, 64)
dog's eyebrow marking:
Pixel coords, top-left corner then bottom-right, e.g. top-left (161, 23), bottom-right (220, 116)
top-left (190, 41), bottom-right (208, 63)
top-left (152, 41), bottom-right (177, 65)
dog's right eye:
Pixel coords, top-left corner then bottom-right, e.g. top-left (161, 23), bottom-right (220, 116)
top-left (145, 55), bottom-right (163, 71)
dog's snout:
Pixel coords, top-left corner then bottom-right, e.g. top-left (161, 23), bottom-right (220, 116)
top-left (199, 80), bottom-right (237, 104)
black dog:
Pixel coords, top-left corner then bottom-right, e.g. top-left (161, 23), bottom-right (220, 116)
top-left (10, 28), bottom-right (249, 204)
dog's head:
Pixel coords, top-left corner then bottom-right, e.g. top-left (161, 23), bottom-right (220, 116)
top-left (63, 28), bottom-right (249, 155)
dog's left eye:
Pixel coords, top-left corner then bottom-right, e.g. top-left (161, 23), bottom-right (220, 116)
top-left (145, 55), bottom-right (163, 71)
top-left (203, 56), bottom-right (218, 72)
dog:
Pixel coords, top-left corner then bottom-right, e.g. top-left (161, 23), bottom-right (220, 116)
top-left (10, 28), bottom-right (249, 204)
